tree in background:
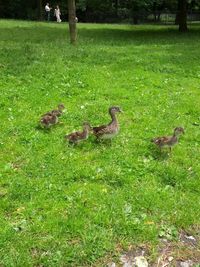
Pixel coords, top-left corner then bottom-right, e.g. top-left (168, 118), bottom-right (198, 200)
top-left (178, 0), bottom-right (188, 31)
top-left (38, 0), bottom-right (43, 20)
top-left (1, 0), bottom-right (200, 32)
top-left (175, 0), bottom-right (200, 31)
top-left (68, 0), bottom-right (77, 44)
top-left (125, 0), bottom-right (175, 24)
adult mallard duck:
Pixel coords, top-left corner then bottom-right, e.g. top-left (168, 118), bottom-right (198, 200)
top-left (65, 122), bottom-right (91, 145)
top-left (92, 106), bottom-right (122, 140)
top-left (151, 127), bottom-right (184, 152)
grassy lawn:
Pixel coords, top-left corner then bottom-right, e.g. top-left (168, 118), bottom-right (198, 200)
top-left (0, 20), bottom-right (200, 266)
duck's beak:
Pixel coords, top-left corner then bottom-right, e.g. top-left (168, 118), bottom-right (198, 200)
top-left (119, 109), bottom-right (123, 113)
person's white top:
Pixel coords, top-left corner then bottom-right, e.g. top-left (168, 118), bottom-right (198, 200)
top-left (55, 8), bottom-right (61, 16)
top-left (45, 5), bottom-right (50, 12)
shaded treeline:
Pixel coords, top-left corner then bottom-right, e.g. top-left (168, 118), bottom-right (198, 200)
top-left (0, 0), bottom-right (200, 31)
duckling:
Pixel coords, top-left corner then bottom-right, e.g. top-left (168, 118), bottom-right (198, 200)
top-left (65, 122), bottom-right (91, 145)
top-left (44, 103), bottom-right (65, 117)
top-left (40, 114), bottom-right (58, 128)
top-left (151, 127), bottom-right (184, 152)
top-left (92, 106), bottom-right (122, 140)
top-left (39, 104), bottom-right (65, 128)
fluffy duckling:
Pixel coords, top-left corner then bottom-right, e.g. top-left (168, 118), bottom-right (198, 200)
top-left (92, 106), bottom-right (122, 140)
top-left (44, 103), bottom-right (65, 117)
top-left (65, 122), bottom-right (91, 145)
top-left (40, 114), bottom-right (58, 128)
top-left (40, 104), bottom-right (65, 128)
top-left (151, 127), bottom-right (184, 152)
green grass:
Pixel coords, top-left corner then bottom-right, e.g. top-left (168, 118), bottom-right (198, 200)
top-left (0, 20), bottom-right (200, 266)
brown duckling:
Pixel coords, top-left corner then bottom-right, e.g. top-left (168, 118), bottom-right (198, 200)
top-left (40, 104), bottom-right (65, 128)
top-left (44, 103), bottom-right (65, 117)
top-left (40, 114), bottom-right (58, 128)
top-left (65, 122), bottom-right (91, 145)
top-left (151, 127), bottom-right (184, 152)
top-left (92, 106), bottom-right (122, 140)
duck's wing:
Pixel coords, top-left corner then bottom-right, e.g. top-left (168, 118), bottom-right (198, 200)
top-left (92, 125), bottom-right (108, 136)
top-left (41, 114), bottom-right (58, 125)
top-left (152, 136), bottom-right (171, 145)
top-left (66, 131), bottom-right (83, 142)
top-left (42, 109), bottom-right (60, 117)
top-left (40, 115), bottom-right (52, 125)
top-left (41, 112), bottom-right (52, 120)
top-left (51, 109), bottom-right (62, 117)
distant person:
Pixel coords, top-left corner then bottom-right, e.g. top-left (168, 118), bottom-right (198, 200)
top-left (54, 5), bottom-right (62, 23)
top-left (45, 3), bottom-right (51, 21)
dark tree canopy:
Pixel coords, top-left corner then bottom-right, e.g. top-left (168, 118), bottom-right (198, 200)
top-left (0, 0), bottom-right (200, 31)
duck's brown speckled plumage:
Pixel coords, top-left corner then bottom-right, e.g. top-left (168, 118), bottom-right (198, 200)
top-left (65, 122), bottom-right (91, 144)
top-left (40, 104), bottom-right (65, 128)
top-left (92, 106), bottom-right (122, 140)
top-left (40, 114), bottom-right (58, 128)
top-left (43, 104), bottom-right (65, 117)
top-left (152, 127), bottom-right (184, 151)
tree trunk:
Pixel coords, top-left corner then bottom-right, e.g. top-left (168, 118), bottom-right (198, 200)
top-left (68, 0), bottom-right (77, 45)
top-left (175, 0), bottom-right (181, 25)
top-left (38, 0), bottom-right (42, 21)
top-left (178, 0), bottom-right (188, 31)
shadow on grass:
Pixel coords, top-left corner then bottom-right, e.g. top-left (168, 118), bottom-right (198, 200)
top-left (149, 145), bottom-right (170, 161)
top-left (1, 23), bottom-right (200, 76)
top-left (79, 26), bottom-right (200, 45)
top-left (35, 123), bottom-right (64, 134)
top-left (0, 23), bottom-right (200, 45)
top-left (63, 137), bottom-right (113, 151)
